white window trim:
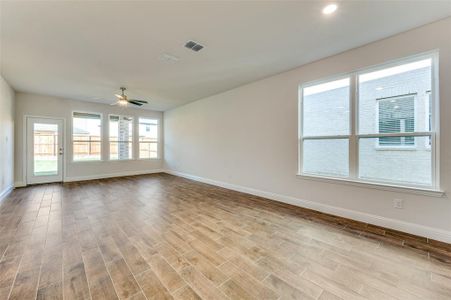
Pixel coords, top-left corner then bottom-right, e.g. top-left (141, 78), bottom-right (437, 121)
top-left (72, 111), bottom-right (103, 163)
top-left (425, 91), bottom-right (432, 150)
top-left (108, 114), bottom-right (134, 161)
top-left (298, 51), bottom-right (441, 193)
top-left (298, 173), bottom-right (444, 197)
top-left (138, 118), bottom-right (160, 160)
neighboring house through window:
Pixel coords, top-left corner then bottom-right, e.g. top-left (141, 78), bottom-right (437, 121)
top-left (378, 94), bottom-right (415, 147)
top-left (109, 115), bottom-right (133, 160)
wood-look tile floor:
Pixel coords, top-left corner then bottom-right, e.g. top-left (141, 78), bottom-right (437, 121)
top-left (1, 173), bottom-right (451, 300)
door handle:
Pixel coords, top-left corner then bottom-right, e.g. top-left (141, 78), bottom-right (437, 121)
top-left (59, 147), bottom-right (64, 155)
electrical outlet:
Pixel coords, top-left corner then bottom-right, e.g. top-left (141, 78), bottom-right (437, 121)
top-left (393, 199), bottom-right (403, 209)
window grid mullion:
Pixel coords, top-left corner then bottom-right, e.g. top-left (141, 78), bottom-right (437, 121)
top-left (357, 132), bottom-right (432, 138)
top-left (301, 135), bottom-right (350, 140)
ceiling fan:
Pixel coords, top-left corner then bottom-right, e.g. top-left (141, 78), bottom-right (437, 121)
top-left (112, 87), bottom-right (148, 107)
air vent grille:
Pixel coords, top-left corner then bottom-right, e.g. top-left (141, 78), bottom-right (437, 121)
top-left (185, 40), bottom-right (204, 52)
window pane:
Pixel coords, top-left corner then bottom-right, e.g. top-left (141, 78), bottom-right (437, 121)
top-left (359, 58), bottom-right (431, 134)
top-left (303, 139), bottom-right (349, 177)
top-left (109, 142), bottom-right (133, 160)
top-left (302, 78), bottom-right (350, 136)
top-left (139, 118), bottom-right (158, 158)
top-left (359, 136), bottom-right (432, 186)
top-left (139, 142), bottom-right (158, 159)
top-left (109, 116), bottom-right (133, 160)
top-left (73, 142), bottom-right (101, 161)
top-left (73, 113), bottom-right (101, 161)
top-left (139, 118), bottom-right (158, 141)
top-left (34, 123), bottom-right (58, 175)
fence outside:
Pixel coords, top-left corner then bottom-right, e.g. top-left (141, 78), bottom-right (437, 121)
top-left (35, 133), bottom-right (157, 158)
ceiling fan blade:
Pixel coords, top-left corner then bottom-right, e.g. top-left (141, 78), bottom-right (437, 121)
top-left (129, 99), bottom-right (148, 103)
top-left (115, 94), bottom-right (124, 100)
top-left (128, 100), bottom-right (144, 106)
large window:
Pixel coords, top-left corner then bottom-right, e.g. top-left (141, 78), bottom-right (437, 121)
top-left (72, 112), bottom-right (101, 161)
top-left (109, 115), bottom-right (133, 160)
top-left (299, 53), bottom-right (438, 189)
top-left (139, 118), bottom-right (158, 159)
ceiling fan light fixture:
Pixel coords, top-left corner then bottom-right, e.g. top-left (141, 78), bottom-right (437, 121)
top-left (111, 87), bottom-right (149, 107)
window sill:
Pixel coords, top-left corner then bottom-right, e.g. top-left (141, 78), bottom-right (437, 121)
top-left (137, 158), bottom-right (161, 161)
top-left (71, 158), bottom-right (161, 163)
top-left (297, 173), bottom-right (444, 197)
top-left (108, 159), bottom-right (135, 162)
top-left (72, 159), bottom-right (103, 163)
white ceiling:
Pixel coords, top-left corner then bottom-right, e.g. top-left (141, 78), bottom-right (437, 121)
top-left (1, 1), bottom-right (450, 111)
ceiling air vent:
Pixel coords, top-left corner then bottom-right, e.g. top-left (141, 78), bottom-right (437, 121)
top-left (185, 40), bottom-right (204, 52)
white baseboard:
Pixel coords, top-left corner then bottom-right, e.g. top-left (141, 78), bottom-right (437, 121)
top-left (13, 170), bottom-right (164, 186)
top-left (165, 169), bottom-right (451, 243)
top-left (64, 169), bottom-right (164, 183)
top-left (0, 184), bottom-right (14, 202)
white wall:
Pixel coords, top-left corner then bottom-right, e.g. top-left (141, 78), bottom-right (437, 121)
top-left (164, 18), bottom-right (451, 242)
top-left (0, 75), bottom-right (15, 199)
top-left (15, 92), bottom-right (164, 185)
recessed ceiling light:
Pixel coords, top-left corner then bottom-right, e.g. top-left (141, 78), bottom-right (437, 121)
top-left (376, 86), bottom-right (384, 91)
top-left (322, 4), bottom-right (338, 15)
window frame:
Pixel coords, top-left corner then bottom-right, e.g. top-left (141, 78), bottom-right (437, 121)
top-left (298, 51), bottom-right (440, 192)
top-left (71, 111), bottom-right (103, 162)
top-left (108, 114), bottom-right (134, 161)
top-left (138, 117), bottom-right (160, 160)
